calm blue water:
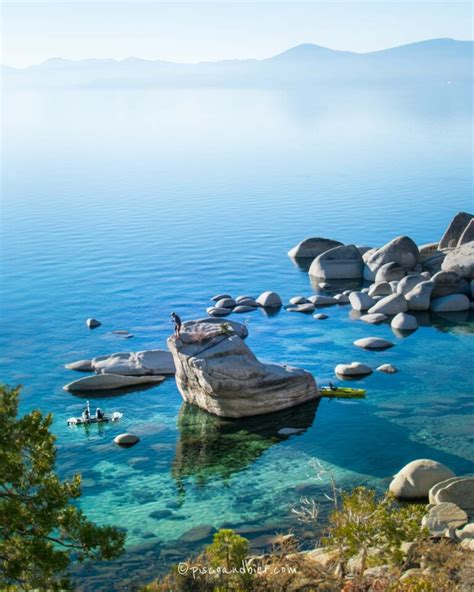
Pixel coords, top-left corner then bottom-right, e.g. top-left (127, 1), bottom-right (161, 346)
top-left (1, 83), bottom-right (473, 590)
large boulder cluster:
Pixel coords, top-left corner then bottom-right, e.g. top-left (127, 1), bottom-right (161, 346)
top-left (287, 212), bottom-right (474, 321)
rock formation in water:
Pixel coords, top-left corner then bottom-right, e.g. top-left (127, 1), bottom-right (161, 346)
top-left (167, 320), bottom-right (319, 418)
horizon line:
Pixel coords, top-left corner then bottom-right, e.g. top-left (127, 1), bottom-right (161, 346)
top-left (3, 36), bottom-right (472, 70)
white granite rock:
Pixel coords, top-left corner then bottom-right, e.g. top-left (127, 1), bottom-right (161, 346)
top-left (167, 323), bottom-right (319, 418)
top-left (389, 459), bottom-right (455, 499)
top-left (92, 350), bottom-right (175, 376)
top-left (335, 362), bottom-right (373, 377)
top-left (368, 282), bottom-right (392, 297)
top-left (377, 364), bottom-right (398, 374)
top-left (256, 291), bottom-right (282, 308)
top-left (63, 373), bottom-right (165, 392)
top-left (431, 270), bottom-right (470, 298)
top-left (405, 281), bottom-right (434, 311)
top-left (65, 359), bottom-right (93, 372)
top-left (354, 337), bottom-right (394, 350)
top-left (365, 236), bottom-right (420, 276)
top-left (441, 242), bottom-right (474, 280)
top-left (233, 305), bottom-right (256, 313)
top-left (207, 306), bottom-right (232, 317)
top-left (421, 503), bottom-right (468, 537)
top-left (307, 295), bottom-right (338, 306)
top-left (309, 244), bottom-right (364, 279)
top-left (286, 303), bottom-right (315, 313)
top-left (397, 275), bottom-right (424, 296)
top-left (375, 262), bottom-right (406, 282)
top-left (349, 291), bottom-right (376, 311)
top-left (288, 237), bottom-right (343, 259)
top-left (114, 433), bottom-right (140, 446)
top-left (368, 293), bottom-right (408, 315)
top-left (211, 293), bottom-right (231, 302)
top-left (215, 297), bottom-right (236, 309)
top-left (431, 477), bottom-right (474, 512)
top-left (438, 211), bottom-right (473, 249)
top-left (391, 313), bottom-right (418, 331)
top-left (334, 293), bottom-right (350, 304)
top-left (86, 318), bottom-right (101, 329)
top-left (289, 296), bottom-right (309, 305)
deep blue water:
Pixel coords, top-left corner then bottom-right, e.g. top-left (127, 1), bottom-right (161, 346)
top-left (1, 83), bottom-right (473, 590)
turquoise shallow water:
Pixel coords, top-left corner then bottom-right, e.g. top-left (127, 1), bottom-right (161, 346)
top-left (1, 83), bottom-right (473, 590)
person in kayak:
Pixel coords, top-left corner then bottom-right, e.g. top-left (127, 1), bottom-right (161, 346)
top-left (96, 407), bottom-right (104, 420)
top-left (171, 312), bottom-right (182, 336)
top-left (82, 407), bottom-right (90, 421)
top-left (328, 382), bottom-right (337, 391)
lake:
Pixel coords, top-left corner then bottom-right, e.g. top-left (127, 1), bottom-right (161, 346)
top-left (1, 82), bottom-right (473, 590)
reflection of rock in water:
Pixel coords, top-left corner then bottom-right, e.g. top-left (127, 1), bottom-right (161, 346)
top-left (172, 400), bottom-right (319, 487)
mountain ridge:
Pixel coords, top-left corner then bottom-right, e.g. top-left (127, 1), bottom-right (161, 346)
top-left (2, 38), bottom-right (472, 88)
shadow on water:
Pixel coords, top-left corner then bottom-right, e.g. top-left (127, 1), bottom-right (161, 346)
top-left (172, 400), bottom-right (320, 488)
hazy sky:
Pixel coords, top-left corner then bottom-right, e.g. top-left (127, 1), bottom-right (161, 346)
top-left (2, 1), bottom-right (472, 67)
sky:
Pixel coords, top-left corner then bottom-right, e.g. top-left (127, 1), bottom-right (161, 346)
top-left (1, 1), bottom-right (472, 67)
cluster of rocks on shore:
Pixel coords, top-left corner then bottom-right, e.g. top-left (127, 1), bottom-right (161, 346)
top-left (389, 459), bottom-right (474, 550)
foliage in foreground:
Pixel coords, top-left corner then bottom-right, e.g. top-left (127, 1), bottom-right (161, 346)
top-left (322, 486), bottom-right (428, 574)
top-left (141, 482), bottom-right (472, 592)
top-left (0, 385), bottom-right (125, 591)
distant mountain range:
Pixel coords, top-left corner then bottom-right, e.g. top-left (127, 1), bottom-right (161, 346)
top-left (2, 38), bottom-right (472, 89)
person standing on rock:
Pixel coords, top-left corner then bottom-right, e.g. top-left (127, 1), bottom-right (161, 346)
top-left (171, 312), bottom-right (182, 337)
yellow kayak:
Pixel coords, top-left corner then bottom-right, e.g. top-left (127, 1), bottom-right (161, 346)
top-left (320, 386), bottom-right (366, 398)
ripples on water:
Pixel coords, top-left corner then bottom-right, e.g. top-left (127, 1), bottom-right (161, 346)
top-left (1, 83), bottom-right (473, 590)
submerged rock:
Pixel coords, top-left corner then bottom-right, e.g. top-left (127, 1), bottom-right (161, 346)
top-left (353, 337), bottom-right (394, 350)
top-left (377, 364), bottom-right (398, 374)
top-left (114, 433), bottom-right (140, 447)
top-left (309, 244), bottom-right (364, 279)
top-left (288, 237), bottom-right (343, 259)
top-left (167, 321), bottom-right (319, 418)
top-left (389, 459), bottom-right (455, 499)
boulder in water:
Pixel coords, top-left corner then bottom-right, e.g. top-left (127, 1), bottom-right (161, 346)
top-left (288, 237), bottom-right (343, 259)
top-left (167, 321), bottom-right (319, 418)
